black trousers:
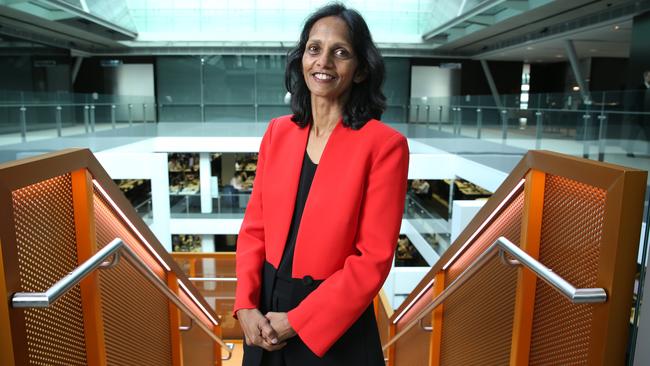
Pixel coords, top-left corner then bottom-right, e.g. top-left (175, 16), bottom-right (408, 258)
top-left (243, 262), bottom-right (385, 366)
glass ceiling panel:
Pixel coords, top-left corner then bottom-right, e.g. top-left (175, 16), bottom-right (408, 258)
top-left (0, 0), bottom-right (136, 33)
top-left (125, 0), bottom-right (432, 44)
top-left (85, 0), bottom-right (136, 32)
top-left (422, 0), bottom-right (495, 32)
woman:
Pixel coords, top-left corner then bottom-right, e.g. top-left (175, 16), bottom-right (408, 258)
top-left (234, 4), bottom-right (409, 366)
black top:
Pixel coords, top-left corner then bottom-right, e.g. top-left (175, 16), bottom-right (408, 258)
top-left (276, 150), bottom-right (318, 280)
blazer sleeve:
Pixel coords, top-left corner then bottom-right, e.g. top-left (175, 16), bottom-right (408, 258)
top-left (287, 132), bottom-right (410, 356)
top-left (233, 118), bottom-right (276, 317)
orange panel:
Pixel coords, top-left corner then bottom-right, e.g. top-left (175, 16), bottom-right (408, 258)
top-left (94, 193), bottom-right (173, 365)
top-left (72, 169), bottom-right (107, 366)
top-left (509, 169), bottom-right (545, 366)
top-left (12, 174), bottom-right (88, 365)
top-left (529, 174), bottom-right (606, 365)
top-left (0, 237), bottom-right (16, 366)
top-left (429, 271), bottom-right (445, 366)
top-left (387, 324), bottom-right (396, 366)
top-left (167, 272), bottom-right (184, 366)
top-left (439, 191), bottom-right (524, 365)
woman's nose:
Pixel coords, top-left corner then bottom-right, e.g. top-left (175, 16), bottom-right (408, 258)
top-left (316, 51), bottom-right (333, 68)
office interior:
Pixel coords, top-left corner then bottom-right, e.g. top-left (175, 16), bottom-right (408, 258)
top-left (0, 0), bottom-right (649, 365)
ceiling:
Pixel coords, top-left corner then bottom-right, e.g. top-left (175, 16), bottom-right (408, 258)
top-left (0, 0), bottom-right (647, 60)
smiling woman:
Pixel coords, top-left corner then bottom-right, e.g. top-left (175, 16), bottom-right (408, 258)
top-left (234, 3), bottom-right (409, 366)
top-left (285, 3), bottom-right (387, 131)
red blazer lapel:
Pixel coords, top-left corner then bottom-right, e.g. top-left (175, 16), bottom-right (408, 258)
top-left (263, 121), bottom-right (309, 265)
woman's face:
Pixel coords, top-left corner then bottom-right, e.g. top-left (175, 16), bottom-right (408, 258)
top-left (302, 16), bottom-right (362, 102)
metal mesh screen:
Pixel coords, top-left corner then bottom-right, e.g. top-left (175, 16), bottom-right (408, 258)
top-left (528, 174), bottom-right (606, 365)
top-left (12, 174), bottom-right (88, 365)
top-left (439, 191), bottom-right (524, 365)
top-left (93, 191), bottom-right (173, 366)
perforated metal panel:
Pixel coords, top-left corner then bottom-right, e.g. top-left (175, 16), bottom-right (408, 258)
top-left (12, 174), bottom-right (88, 365)
top-left (528, 175), bottom-right (606, 365)
top-left (440, 191), bottom-right (524, 365)
top-left (93, 191), bottom-right (173, 366)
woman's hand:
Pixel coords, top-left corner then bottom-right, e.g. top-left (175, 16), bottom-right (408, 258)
top-left (264, 312), bottom-right (297, 342)
top-left (236, 308), bottom-right (286, 351)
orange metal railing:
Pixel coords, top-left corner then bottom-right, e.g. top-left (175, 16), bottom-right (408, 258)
top-left (382, 150), bottom-right (646, 366)
top-left (0, 149), bottom-right (227, 366)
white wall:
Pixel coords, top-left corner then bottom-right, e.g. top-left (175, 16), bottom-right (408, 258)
top-left (411, 65), bottom-right (460, 99)
top-left (116, 64), bottom-right (155, 97)
top-left (451, 200), bottom-right (487, 242)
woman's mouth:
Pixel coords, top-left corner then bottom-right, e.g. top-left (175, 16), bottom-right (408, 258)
top-left (312, 72), bottom-right (336, 81)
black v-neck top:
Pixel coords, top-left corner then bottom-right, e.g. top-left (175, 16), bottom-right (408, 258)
top-left (276, 150), bottom-right (318, 280)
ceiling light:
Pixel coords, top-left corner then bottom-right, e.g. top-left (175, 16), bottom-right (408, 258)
top-left (589, 49), bottom-right (597, 52)
top-left (614, 25), bottom-right (620, 30)
top-left (555, 54), bottom-right (564, 58)
top-left (572, 86), bottom-right (580, 91)
top-left (526, 47), bottom-right (534, 50)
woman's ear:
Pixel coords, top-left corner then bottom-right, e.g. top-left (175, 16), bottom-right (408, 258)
top-left (353, 67), bottom-right (368, 83)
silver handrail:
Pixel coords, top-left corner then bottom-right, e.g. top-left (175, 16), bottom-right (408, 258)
top-left (11, 238), bottom-right (232, 359)
top-left (382, 236), bottom-right (607, 350)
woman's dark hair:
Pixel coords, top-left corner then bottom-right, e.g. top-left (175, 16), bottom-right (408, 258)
top-left (285, 3), bottom-right (386, 130)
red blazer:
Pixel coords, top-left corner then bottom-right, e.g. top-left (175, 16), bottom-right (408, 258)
top-left (234, 114), bottom-right (409, 356)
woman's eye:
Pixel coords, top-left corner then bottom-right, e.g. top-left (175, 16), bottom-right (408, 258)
top-left (335, 48), bottom-right (350, 57)
top-left (307, 45), bottom-right (319, 54)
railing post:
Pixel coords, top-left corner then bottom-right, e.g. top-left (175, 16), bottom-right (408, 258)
top-left (597, 114), bottom-right (608, 162)
top-left (128, 104), bottom-right (133, 127)
top-left (415, 105), bottom-right (420, 124)
top-left (438, 106), bottom-right (443, 131)
top-left (448, 177), bottom-right (455, 219)
top-left (429, 272), bottom-right (445, 366)
top-left (167, 272), bottom-right (184, 366)
top-left (501, 109), bottom-right (508, 143)
top-left (426, 105), bottom-right (431, 128)
top-left (476, 108), bottom-right (482, 139)
top-left (90, 105), bottom-right (96, 133)
top-left (535, 111), bottom-right (543, 149)
top-left (55, 106), bottom-right (62, 137)
top-left (406, 104), bottom-right (411, 124)
top-left (110, 105), bottom-right (116, 129)
top-left (142, 104), bottom-right (147, 124)
top-left (84, 105), bottom-right (90, 133)
top-left (582, 113), bottom-right (591, 158)
top-left (509, 169), bottom-right (545, 366)
top-left (71, 169), bottom-right (108, 366)
top-left (19, 106), bottom-right (27, 142)
top-left (387, 323), bottom-right (396, 366)
top-left (456, 107), bottom-right (462, 136)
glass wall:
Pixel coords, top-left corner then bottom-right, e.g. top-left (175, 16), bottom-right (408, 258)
top-left (156, 55), bottom-right (411, 123)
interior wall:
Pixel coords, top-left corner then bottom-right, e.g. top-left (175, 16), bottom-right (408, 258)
top-left (410, 65), bottom-right (460, 98)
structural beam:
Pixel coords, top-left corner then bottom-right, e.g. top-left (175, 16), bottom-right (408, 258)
top-left (71, 56), bottom-right (83, 85)
top-left (564, 39), bottom-right (591, 104)
top-left (480, 59), bottom-right (504, 110)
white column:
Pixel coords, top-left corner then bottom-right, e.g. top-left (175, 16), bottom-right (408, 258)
top-left (199, 152), bottom-right (213, 213)
top-left (150, 153), bottom-right (172, 251)
top-left (450, 200), bottom-right (486, 242)
top-left (201, 235), bottom-right (216, 291)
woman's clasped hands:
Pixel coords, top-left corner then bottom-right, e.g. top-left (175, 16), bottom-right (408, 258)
top-left (236, 309), bottom-right (297, 351)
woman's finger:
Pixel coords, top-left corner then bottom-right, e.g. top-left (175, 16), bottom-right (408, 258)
top-left (259, 321), bottom-right (279, 344)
